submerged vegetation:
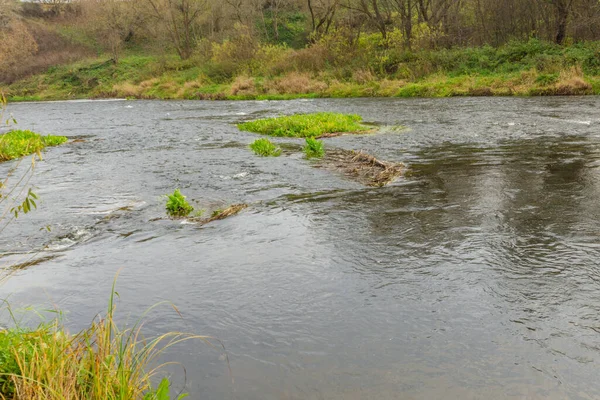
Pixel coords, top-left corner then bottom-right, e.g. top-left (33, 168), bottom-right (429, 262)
top-left (249, 138), bottom-right (281, 157)
top-left (238, 113), bottom-right (370, 138)
top-left (318, 150), bottom-right (405, 187)
top-left (303, 138), bottom-right (324, 158)
top-left (0, 283), bottom-right (199, 399)
top-left (0, 130), bottom-right (67, 162)
top-left (190, 204), bottom-right (248, 225)
top-left (165, 189), bottom-right (194, 217)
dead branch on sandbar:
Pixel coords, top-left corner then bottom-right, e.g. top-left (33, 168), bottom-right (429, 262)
top-left (189, 204), bottom-right (248, 225)
top-left (317, 149), bottom-right (405, 187)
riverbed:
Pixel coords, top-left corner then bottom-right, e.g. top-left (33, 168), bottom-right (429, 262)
top-left (2, 97), bottom-right (600, 399)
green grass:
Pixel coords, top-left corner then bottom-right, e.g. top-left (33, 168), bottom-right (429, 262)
top-left (0, 281), bottom-right (200, 399)
top-left (249, 138), bottom-right (282, 156)
top-left (0, 130), bottom-right (68, 162)
top-left (165, 189), bottom-right (194, 217)
top-left (6, 39), bottom-right (600, 101)
top-left (0, 327), bottom-right (35, 397)
top-left (238, 112), bottom-right (370, 138)
top-left (303, 138), bottom-right (324, 158)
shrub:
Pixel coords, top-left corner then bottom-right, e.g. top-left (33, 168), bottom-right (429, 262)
top-left (535, 73), bottom-right (559, 85)
top-left (265, 72), bottom-right (327, 94)
top-left (165, 189), bottom-right (194, 217)
top-left (238, 112), bottom-right (370, 138)
top-left (230, 76), bottom-right (258, 96)
top-left (249, 44), bottom-right (290, 76)
top-left (249, 138), bottom-right (281, 157)
top-left (285, 44), bottom-right (329, 73)
top-left (303, 138), bottom-right (324, 158)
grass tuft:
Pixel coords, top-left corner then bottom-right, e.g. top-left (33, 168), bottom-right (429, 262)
top-left (303, 138), bottom-right (324, 158)
top-left (249, 138), bottom-right (282, 157)
top-left (0, 130), bottom-right (67, 162)
top-left (238, 112), bottom-right (371, 138)
top-left (165, 189), bottom-right (194, 217)
top-left (0, 279), bottom-right (207, 399)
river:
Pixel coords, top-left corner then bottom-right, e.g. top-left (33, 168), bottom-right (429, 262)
top-left (2, 97), bottom-right (600, 399)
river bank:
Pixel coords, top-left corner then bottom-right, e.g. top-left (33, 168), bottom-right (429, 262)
top-left (5, 39), bottom-right (600, 102)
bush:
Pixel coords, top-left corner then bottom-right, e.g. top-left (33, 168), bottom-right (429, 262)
top-left (265, 72), bottom-right (327, 94)
top-left (165, 189), bottom-right (194, 217)
top-left (249, 138), bottom-right (281, 157)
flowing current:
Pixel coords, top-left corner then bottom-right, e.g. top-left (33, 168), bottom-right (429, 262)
top-left (2, 97), bottom-right (600, 399)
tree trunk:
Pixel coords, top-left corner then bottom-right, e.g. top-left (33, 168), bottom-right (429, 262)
top-left (555, 0), bottom-right (569, 44)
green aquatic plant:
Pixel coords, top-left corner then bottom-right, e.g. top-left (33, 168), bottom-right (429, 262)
top-left (0, 130), bottom-right (68, 162)
top-left (303, 137), bottom-right (324, 158)
top-left (165, 189), bottom-right (194, 217)
top-left (238, 112), bottom-right (371, 138)
top-left (249, 138), bottom-right (281, 157)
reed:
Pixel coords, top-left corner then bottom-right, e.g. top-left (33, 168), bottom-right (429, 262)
top-left (0, 278), bottom-right (210, 399)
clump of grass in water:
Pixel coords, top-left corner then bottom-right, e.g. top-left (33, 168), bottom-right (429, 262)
top-left (0, 130), bottom-right (67, 162)
top-left (249, 138), bottom-right (281, 156)
top-left (238, 112), bottom-right (371, 138)
top-left (0, 278), bottom-right (207, 399)
top-left (304, 138), bottom-right (324, 158)
top-left (166, 189), bottom-right (194, 217)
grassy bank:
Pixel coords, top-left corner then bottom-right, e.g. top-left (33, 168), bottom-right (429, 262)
top-left (5, 39), bottom-right (600, 101)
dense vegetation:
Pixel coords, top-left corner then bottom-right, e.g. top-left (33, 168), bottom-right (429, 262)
top-left (165, 189), bottom-right (194, 217)
top-left (249, 138), bottom-right (282, 156)
top-left (3, 0), bottom-right (600, 99)
top-left (239, 113), bottom-right (370, 137)
top-left (304, 138), bottom-right (325, 158)
top-left (0, 286), bottom-right (194, 399)
top-left (0, 130), bottom-right (67, 162)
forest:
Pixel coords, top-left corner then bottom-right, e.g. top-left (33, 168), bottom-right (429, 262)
top-left (2, 0), bottom-right (600, 99)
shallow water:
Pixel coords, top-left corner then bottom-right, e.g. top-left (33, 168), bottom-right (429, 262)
top-left (2, 97), bottom-right (600, 399)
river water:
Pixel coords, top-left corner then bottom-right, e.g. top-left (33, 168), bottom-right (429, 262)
top-left (2, 97), bottom-right (600, 399)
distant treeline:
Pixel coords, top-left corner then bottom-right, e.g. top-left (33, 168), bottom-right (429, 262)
top-left (2, 0), bottom-right (600, 87)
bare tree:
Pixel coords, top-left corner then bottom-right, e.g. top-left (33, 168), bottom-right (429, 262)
top-left (548, 0), bottom-right (574, 44)
top-left (142, 0), bottom-right (209, 59)
top-left (343, 0), bottom-right (393, 40)
top-left (307, 0), bottom-right (339, 39)
top-left (78, 0), bottom-right (135, 63)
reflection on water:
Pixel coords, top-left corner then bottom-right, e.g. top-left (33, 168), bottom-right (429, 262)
top-left (2, 97), bottom-right (600, 399)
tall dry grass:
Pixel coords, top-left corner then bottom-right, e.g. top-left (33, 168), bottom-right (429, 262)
top-left (0, 278), bottom-right (214, 400)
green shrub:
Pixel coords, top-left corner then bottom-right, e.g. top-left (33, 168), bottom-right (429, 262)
top-left (0, 130), bottom-right (67, 162)
top-left (303, 138), bottom-right (324, 158)
top-left (238, 112), bottom-right (370, 138)
top-left (536, 73), bottom-right (559, 85)
top-left (249, 138), bottom-right (281, 156)
top-left (165, 189), bottom-right (194, 217)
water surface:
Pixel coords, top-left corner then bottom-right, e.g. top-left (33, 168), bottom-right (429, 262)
top-left (2, 97), bottom-right (600, 399)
